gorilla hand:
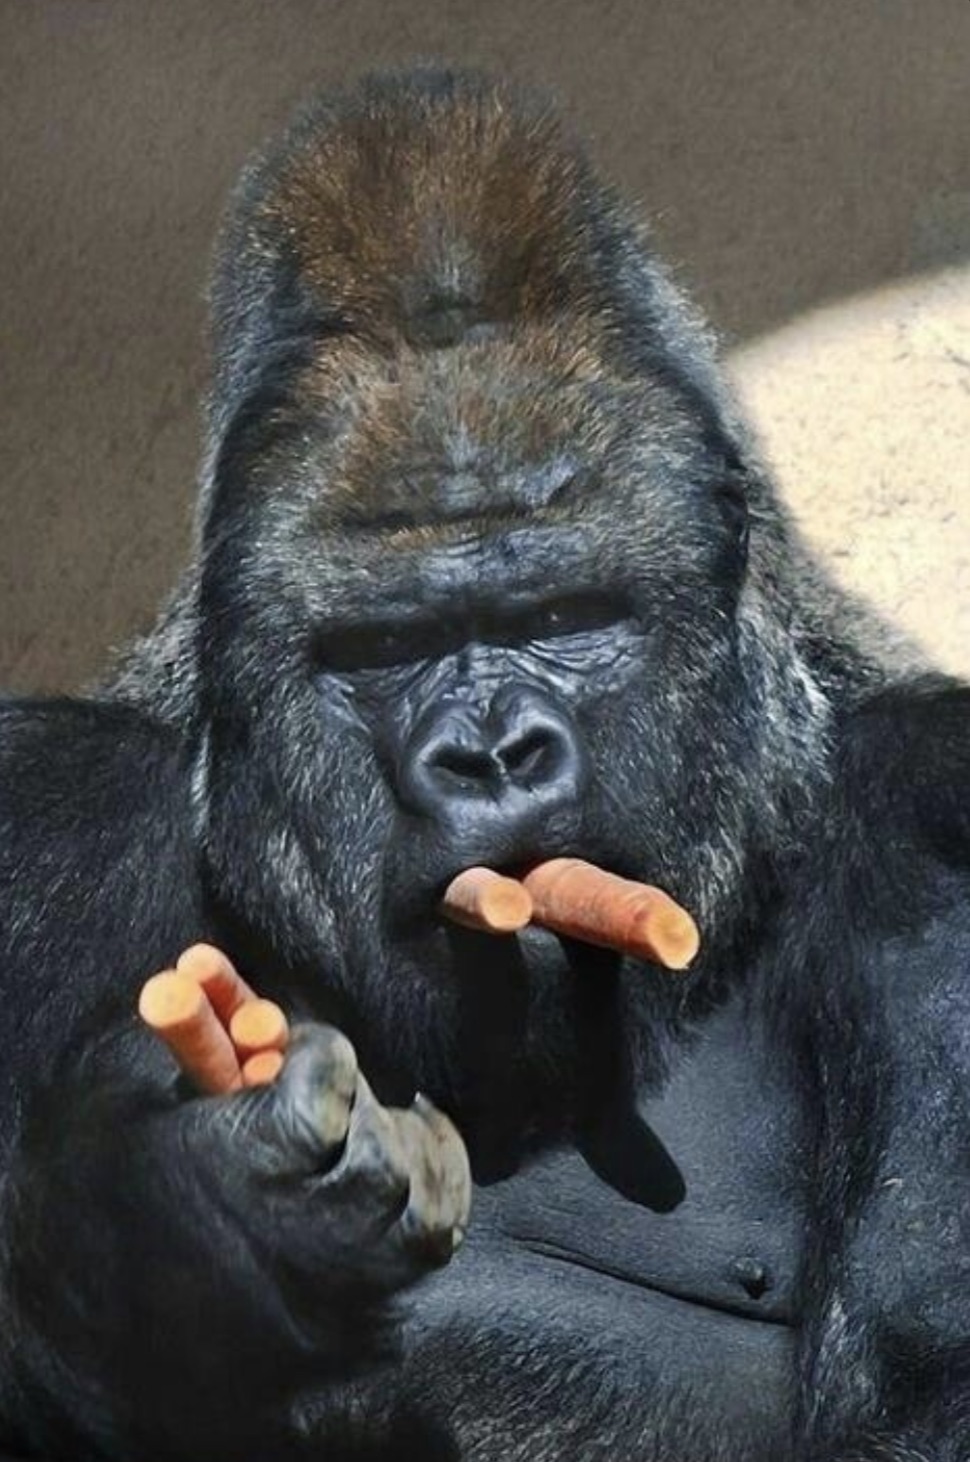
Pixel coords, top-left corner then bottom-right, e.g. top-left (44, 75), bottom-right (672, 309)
top-left (206, 1023), bottom-right (472, 1284)
top-left (2, 1021), bottom-right (470, 1457)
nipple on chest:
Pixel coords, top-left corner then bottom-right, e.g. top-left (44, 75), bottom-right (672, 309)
top-left (730, 1256), bottom-right (772, 1301)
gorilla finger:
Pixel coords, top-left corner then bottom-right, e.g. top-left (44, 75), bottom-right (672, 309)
top-left (313, 1073), bottom-right (412, 1218)
top-left (222, 1023), bottom-right (359, 1178)
top-left (391, 1095), bottom-right (472, 1264)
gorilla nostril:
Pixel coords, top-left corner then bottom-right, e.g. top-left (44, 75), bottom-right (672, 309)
top-left (499, 729), bottom-right (560, 786)
top-left (429, 744), bottom-right (499, 793)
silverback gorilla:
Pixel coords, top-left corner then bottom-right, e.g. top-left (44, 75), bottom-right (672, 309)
top-left (1, 66), bottom-right (969, 1462)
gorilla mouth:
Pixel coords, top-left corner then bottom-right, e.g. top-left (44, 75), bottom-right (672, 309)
top-left (394, 847), bottom-right (699, 991)
top-left (391, 839), bottom-right (654, 950)
top-left (409, 854), bottom-right (629, 980)
top-left (387, 833), bottom-right (584, 932)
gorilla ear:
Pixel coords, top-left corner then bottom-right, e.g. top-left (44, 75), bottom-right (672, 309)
top-left (717, 473), bottom-right (751, 572)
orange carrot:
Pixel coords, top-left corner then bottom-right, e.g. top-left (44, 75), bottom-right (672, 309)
top-left (440, 868), bottom-right (534, 934)
top-left (176, 944), bottom-right (257, 1025)
top-left (241, 1048), bottom-right (286, 1087)
top-left (521, 858), bottom-right (700, 971)
top-left (138, 970), bottom-right (243, 1094)
top-left (228, 999), bottom-right (290, 1061)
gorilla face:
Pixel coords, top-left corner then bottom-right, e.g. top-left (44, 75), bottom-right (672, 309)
top-left (187, 70), bottom-right (815, 1114)
top-left (196, 330), bottom-right (751, 1091)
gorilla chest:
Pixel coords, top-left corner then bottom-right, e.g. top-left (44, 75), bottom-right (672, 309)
top-left (394, 999), bottom-right (803, 1453)
top-left (474, 996), bottom-right (806, 1324)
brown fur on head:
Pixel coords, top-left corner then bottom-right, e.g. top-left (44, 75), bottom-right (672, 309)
top-left (204, 66), bottom-right (749, 478)
top-left (233, 67), bottom-right (610, 352)
top-left (202, 67), bottom-right (761, 620)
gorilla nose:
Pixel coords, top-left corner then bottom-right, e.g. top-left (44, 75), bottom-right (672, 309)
top-left (399, 686), bottom-right (588, 823)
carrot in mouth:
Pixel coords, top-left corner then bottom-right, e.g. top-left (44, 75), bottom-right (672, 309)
top-left (440, 867), bottom-right (534, 933)
top-left (441, 858), bottom-right (699, 971)
top-left (520, 858), bottom-right (699, 971)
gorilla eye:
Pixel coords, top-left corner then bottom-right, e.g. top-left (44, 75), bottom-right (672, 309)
top-left (537, 605), bottom-right (566, 635)
top-left (316, 622), bottom-right (417, 672)
top-left (719, 480), bottom-right (749, 543)
top-left (315, 617), bottom-right (460, 673)
top-left (528, 594), bottom-right (625, 641)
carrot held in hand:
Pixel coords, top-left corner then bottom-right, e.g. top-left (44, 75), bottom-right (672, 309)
top-left (228, 999), bottom-right (290, 1061)
top-left (140, 959), bottom-right (289, 1095)
top-left (440, 868), bottom-right (534, 934)
top-left (176, 943), bottom-right (257, 1024)
top-left (138, 970), bottom-right (243, 1094)
top-left (521, 858), bottom-right (700, 971)
top-left (241, 1048), bottom-right (286, 1087)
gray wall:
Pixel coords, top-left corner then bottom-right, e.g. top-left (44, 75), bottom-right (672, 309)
top-left (1, 0), bottom-right (968, 690)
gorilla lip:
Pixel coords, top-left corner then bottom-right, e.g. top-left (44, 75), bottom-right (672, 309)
top-left (440, 860), bottom-right (700, 970)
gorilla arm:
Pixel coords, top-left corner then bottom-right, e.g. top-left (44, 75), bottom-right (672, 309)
top-left (791, 688), bottom-right (970, 1461)
top-left (0, 700), bottom-right (469, 1462)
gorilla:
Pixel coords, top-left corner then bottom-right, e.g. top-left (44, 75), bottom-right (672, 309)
top-left (0, 65), bottom-right (968, 1462)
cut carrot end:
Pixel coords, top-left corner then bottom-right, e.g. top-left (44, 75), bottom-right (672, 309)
top-left (441, 867), bottom-right (534, 934)
top-left (138, 970), bottom-right (205, 1029)
top-left (242, 1049), bottom-right (285, 1087)
top-left (652, 907), bottom-right (701, 969)
top-left (229, 999), bottom-right (290, 1060)
top-left (176, 944), bottom-right (257, 1023)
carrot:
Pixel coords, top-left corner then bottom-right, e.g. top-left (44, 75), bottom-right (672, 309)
top-left (521, 858), bottom-right (700, 971)
top-left (440, 868), bottom-right (534, 934)
top-left (228, 999), bottom-right (290, 1061)
top-left (176, 944), bottom-right (257, 1025)
top-left (241, 1048), bottom-right (286, 1087)
top-left (138, 970), bottom-right (243, 1094)
top-left (142, 950), bottom-right (291, 1095)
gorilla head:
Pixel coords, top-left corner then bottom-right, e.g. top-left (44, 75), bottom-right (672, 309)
top-left (124, 68), bottom-right (862, 1127)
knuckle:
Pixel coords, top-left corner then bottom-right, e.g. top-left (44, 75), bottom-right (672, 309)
top-left (391, 1105), bottom-right (472, 1260)
top-left (398, 1200), bottom-right (466, 1266)
top-left (341, 1104), bottom-right (411, 1200)
top-left (409, 1099), bottom-right (472, 1210)
top-left (284, 1024), bottom-right (360, 1149)
top-left (291, 1023), bottom-right (359, 1090)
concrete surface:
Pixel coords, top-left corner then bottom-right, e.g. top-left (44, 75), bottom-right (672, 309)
top-left (730, 264), bottom-right (970, 679)
top-left (0, 1), bottom-right (968, 691)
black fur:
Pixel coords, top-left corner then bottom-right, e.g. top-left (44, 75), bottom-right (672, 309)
top-left (0, 67), bottom-right (968, 1461)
